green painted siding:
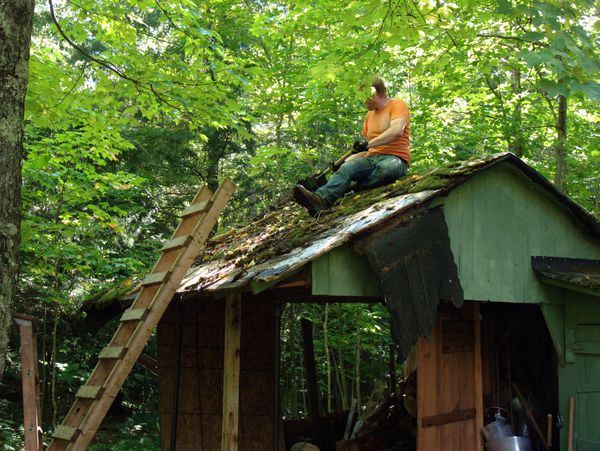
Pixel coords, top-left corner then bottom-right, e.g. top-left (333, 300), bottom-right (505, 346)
top-left (311, 244), bottom-right (382, 297)
top-left (558, 293), bottom-right (600, 451)
top-left (541, 303), bottom-right (566, 364)
top-left (441, 164), bottom-right (599, 303)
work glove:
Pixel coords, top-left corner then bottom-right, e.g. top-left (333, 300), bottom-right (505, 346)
top-left (353, 138), bottom-right (369, 153)
top-left (329, 159), bottom-right (342, 172)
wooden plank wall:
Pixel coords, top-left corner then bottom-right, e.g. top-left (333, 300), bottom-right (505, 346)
top-left (417, 302), bottom-right (484, 451)
top-left (559, 293), bottom-right (600, 451)
top-left (158, 295), bottom-right (277, 451)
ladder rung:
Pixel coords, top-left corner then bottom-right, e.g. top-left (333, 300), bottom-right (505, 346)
top-left (98, 346), bottom-right (125, 360)
top-left (141, 271), bottom-right (170, 286)
top-left (161, 235), bottom-right (191, 251)
top-left (181, 200), bottom-right (210, 217)
top-left (120, 308), bottom-right (147, 322)
top-left (47, 181), bottom-right (235, 451)
top-left (52, 425), bottom-right (78, 441)
top-left (76, 385), bottom-right (103, 400)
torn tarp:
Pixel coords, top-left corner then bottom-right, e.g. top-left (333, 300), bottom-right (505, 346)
top-left (358, 207), bottom-right (464, 360)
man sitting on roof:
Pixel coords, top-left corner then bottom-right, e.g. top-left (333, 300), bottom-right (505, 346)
top-left (293, 76), bottom-right (410, 214)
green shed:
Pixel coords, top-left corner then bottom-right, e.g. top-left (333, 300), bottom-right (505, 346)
top-left (80, 152), bottom-right (599, 451)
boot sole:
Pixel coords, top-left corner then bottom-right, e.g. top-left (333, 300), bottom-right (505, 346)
top-left (292, 185), bottom-right (319, 217)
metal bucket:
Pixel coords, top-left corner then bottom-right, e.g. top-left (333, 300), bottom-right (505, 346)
top-left (485, 436), bottom-right (533, 451)
top-left (482, 417), bottom-right (514, 442)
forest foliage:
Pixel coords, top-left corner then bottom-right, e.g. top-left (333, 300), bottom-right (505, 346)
top-left (2, 0), bottom-right (599, 447)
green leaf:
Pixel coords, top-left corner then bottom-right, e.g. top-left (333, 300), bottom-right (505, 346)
top-left (519, 50), bottom-right (542, 67)
top-left (494, 0), bottom-right (514, 14)
top-left (572, 81), bottom-right (600, 101)
top-left (537, 79), bottom-right (569, 97)
top-left (522, 31), bottom-right (546, 42)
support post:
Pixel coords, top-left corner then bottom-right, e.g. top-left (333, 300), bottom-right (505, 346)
top-left (13, 313), bottom-right (42, 451)
top-left (221, 293), bottom-right (242, 451)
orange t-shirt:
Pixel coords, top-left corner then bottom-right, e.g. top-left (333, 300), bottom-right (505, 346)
top-left (362, 98), bottom-right (410, 166)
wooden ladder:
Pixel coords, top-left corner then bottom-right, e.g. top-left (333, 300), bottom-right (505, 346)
top-left (48, 179), bottom-right (235, 450)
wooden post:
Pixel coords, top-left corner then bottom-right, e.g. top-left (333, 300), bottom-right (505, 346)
top-left (567, 397), bottom-right (575, 451)
top-left (13, 313), bottom-right (42, 451)
top-left (221, 293), bottom-right (242, 451)
top-left (546, 414), bottom-right (552, 448)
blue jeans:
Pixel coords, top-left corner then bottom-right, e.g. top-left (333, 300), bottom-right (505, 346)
top-left (316, 154), bottom-right (407, 207)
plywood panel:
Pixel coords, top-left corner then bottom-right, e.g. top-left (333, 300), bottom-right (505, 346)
top-left (159, 296), bottom-right (277, 451)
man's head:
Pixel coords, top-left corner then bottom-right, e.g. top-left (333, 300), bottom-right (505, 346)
top-left (365, 76), bottom-right (389, 111)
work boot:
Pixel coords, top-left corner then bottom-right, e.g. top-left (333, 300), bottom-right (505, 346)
top-left (293, 184), bottom-right (329, 214)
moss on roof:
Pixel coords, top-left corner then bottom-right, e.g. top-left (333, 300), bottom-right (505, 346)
top-left (199, 154), bottom-right (498, 272)
top-left (82, 275), bottom-right (138, 312)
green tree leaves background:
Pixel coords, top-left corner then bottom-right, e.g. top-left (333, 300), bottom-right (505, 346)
top-left (3, 0), bottom-right (597, 445)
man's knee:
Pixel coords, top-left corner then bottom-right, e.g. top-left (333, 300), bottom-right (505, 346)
top-left (338, 157), bottom-right (374, 179)
top-left (337, 159), bottom-right (359, 176)
top-left (376, 156), bottom-right (406, 182)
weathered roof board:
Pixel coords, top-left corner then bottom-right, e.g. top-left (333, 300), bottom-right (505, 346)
top-left (179, 189), bottom-right (438, 295)
top-left (358, 207), bottom-right (465, 359)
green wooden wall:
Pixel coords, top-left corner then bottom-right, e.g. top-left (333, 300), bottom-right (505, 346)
top-left (311, 244), bottom-right (382, 297)
top-left (440, 163), bottom-right (599, 304)
top-left (558, 292), bottom-right (600, 451)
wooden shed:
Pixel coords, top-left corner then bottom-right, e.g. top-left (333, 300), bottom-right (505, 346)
top-left (87, 153), bottom-right (600, 451)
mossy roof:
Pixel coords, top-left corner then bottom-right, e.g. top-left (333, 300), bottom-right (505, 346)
top-left (84, 152), bottom-right (600, 312)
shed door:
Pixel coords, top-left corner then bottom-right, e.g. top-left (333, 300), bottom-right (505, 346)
top-left (417, 301), bottom-right (484, 451)
top-left (571, 323), bottom-right (600, 450)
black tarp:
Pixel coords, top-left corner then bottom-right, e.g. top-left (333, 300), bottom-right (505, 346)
top-left (358, 207), bottom-right (464, 360)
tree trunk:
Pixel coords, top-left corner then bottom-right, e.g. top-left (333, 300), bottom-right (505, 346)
top-left (509, 67), bottom-right (524, 157)
top-left (332, 348), bottom-right (348, 411)
top-left (388, 344), bottom-right (396, 393)
top-left (50, 316), bottom-right (58, 427)
top-left (338, 348), bottom-right (348, 410)
top-left (554, 94), bottom-right (567, 192)
top-left (354, 313), bottom-right (361, 408)
top-left (323, 303), bottom-right (331, 413)
top-left (0, 0), bottom-right (35, 379)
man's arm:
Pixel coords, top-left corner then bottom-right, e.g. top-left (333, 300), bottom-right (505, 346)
top-left (367, 117), bottom-right (407, 149)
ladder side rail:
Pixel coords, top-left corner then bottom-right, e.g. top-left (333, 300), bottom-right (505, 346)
top-left (69, 179), bottom-right (235, 450)
top-left (48, 180), bottom-right (234, 451)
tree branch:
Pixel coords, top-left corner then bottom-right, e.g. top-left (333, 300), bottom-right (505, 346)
top-left (48, 0), bottom-right (187, 113)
